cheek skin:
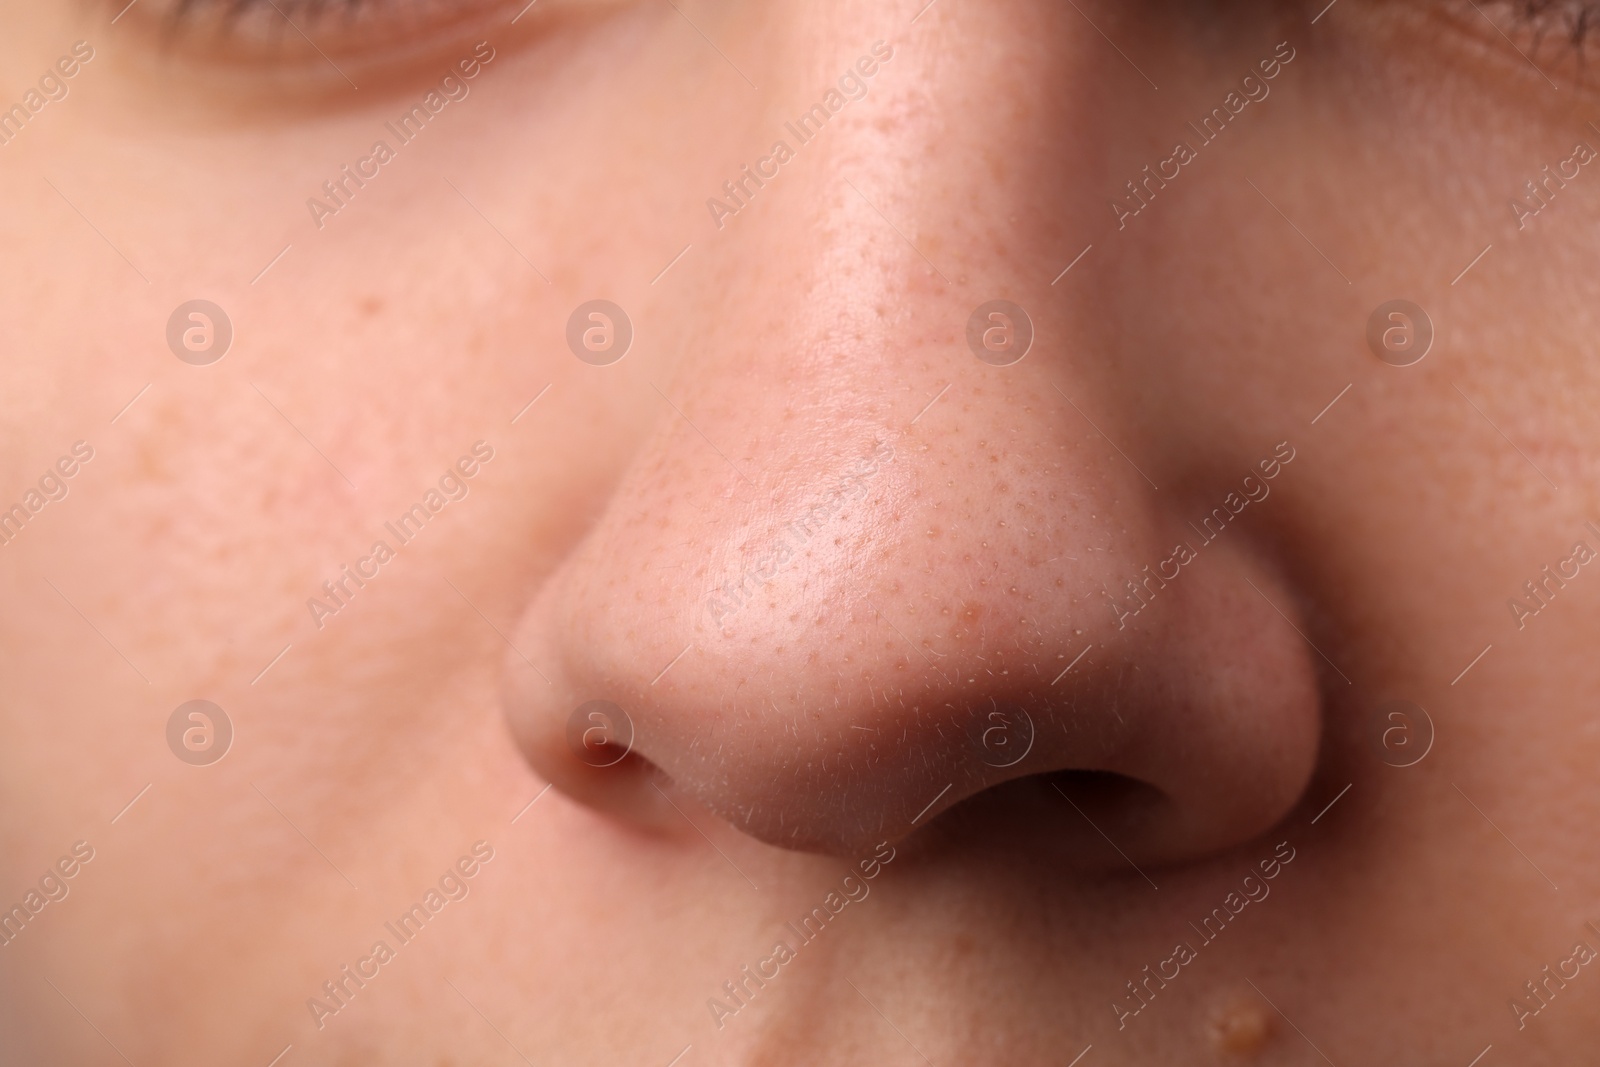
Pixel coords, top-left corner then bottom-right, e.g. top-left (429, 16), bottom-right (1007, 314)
top-left (0, 0), bottom-right (1598, 1064)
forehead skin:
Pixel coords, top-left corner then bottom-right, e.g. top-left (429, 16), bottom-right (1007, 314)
top-left (1, 0), bottom-right (1599, 1064)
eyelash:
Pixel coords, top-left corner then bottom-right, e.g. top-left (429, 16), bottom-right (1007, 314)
top-left (167, 0), bottom-right (375, 30)
top-left (156, 0), bottom-right (1600, 27)
top-left (1501, 0), bottom-right (1600, 46)
top-left (143, 0), bottom-right (1600, 66)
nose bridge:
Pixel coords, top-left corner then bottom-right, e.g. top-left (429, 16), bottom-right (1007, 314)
top-left (688, 0), bottom-right (1088, 355)
top-left (636, 16), bottom-right (1087, 524)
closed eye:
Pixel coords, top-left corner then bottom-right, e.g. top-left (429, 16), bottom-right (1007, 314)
top-left (110, 0), bottom-right (621, 73)
top-left (1500, 0), bottom-right (1600, 47)
top-left (1468, 0), bottom-right (1600, 56)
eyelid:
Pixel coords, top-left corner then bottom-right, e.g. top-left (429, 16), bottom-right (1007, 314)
top-left (1510, 0), bottom-right (1600, 45)
top-left (1469, 0), bottom-right (1600, 52)
top-left (112, 0), bottom-right (613, 70)
top-left (153, 0), bottom-right (515, 53)
top-left (1411, 0), bottom-right (1600, 96)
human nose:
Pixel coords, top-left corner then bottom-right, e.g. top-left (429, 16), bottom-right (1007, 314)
top-left (501, 2), bottom-right (1322, 865)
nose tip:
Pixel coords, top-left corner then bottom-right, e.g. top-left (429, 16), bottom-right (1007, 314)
top-left (501, 396), bottom-right (1323, 864)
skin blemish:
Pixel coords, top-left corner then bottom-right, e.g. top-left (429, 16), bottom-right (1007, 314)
top-left (1206, 994), bottom-right (1273, 1057)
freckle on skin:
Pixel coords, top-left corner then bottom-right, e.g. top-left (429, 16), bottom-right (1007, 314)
top-left (1206, 995), bottom-right (1272, 1057)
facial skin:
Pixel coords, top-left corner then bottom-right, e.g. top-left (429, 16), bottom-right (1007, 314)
top-left (3, 0), bottom-right (1600, 1063)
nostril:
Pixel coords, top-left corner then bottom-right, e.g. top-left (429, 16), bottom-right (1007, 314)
top-left (1046, 768), bottom-right (1169, 813)
top-left (922, 769), bottom-right (1176, 875)
top-left (1045, 769), bottom-right (1173, 847)
top-left (504, 482), bottom-right (1321, 864)
top-left (968, 699), bottom-right (1038, 770)
top-left (552, 738), bottom-right (673, 824)
top-left (507, 691), bottom-right (688, 836)
top-left (566, 699), bottom-right (636, 769)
